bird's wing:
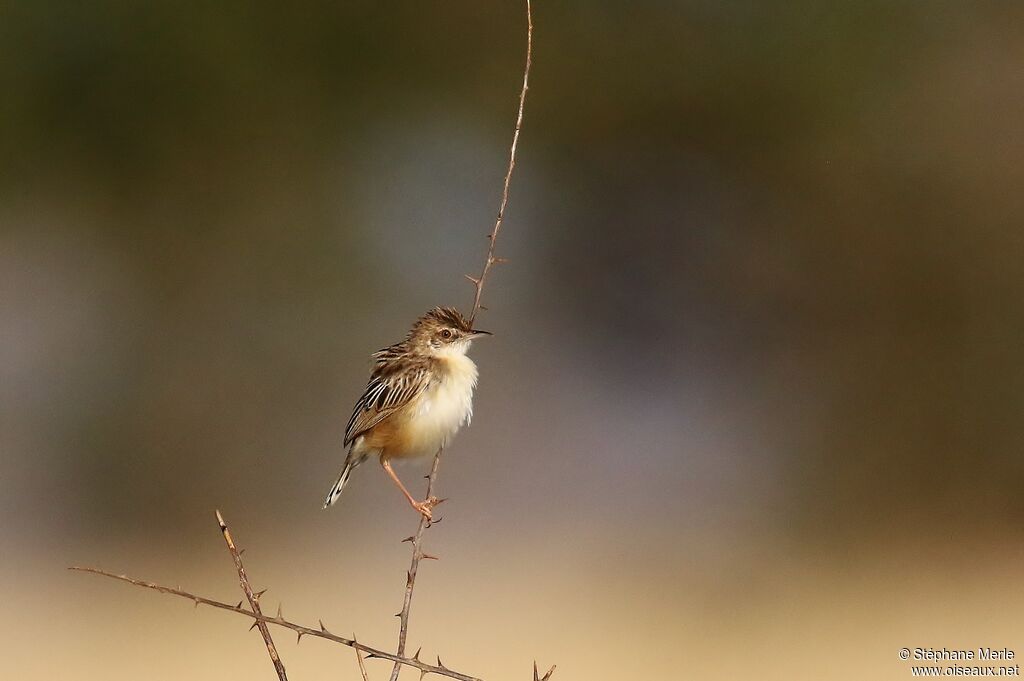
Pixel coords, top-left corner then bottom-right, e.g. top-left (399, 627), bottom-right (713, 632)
top-left (344, 360), bottom-right (433, 446)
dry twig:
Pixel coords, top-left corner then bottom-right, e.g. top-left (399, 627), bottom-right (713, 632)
top-left (68, 566), bottom-right (483, 681)
top-left (389, 1), bottom-right (536, 678)
top-left (467, 0), bottom-right (534, 325)
top-left (216, 509), bottom-right (288, 681)
top-left (389, 451), bottom-right (444, 681)
top-left (533, 662), bottom-right (556, 681)
top-left (353, 635), bottom-right (371, 681)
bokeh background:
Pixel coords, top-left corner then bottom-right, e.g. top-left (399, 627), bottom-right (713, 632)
top-left (3, 2), bottom-right (1024, 679)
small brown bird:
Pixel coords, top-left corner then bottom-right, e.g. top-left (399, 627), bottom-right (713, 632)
top-left (323, 307), bottom-right (491, 519)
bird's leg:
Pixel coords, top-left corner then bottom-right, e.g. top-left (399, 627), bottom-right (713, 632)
top-left (381, 459), bottom-right (442, 521)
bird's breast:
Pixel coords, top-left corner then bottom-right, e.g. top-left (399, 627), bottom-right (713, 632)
top-left (394, 355), bottom-right (478, 459)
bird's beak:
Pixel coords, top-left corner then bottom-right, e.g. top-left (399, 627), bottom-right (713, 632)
top-left (468, 329), bottom-right (492, 339)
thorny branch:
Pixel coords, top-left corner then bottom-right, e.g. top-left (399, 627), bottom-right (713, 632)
top-left (69, 565), bottom-right (483, 681)
top-left (389, 451), bottom-right (443, 681)
top-left (390, 0), bottom-right (536, 677)
top-left (466, 0), bottom-right (533, 325)
top-left (216, 509), bottom-right (288, 681)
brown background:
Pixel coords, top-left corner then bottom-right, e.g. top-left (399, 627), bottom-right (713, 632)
top-left (3, 2), bottom-right (1023, 679)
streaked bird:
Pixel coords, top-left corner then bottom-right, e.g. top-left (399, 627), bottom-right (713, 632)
top-left (323, 307), bottom-right (491, 519)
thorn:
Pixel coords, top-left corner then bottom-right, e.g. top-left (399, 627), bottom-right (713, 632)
top-left (365, 653), bottom-right (379, 660)
top-left (236, 600), bottom-right (244, 609)
top-left (437, 655), bottom-right (445, 669)
top-left (414, 647), bottom-right (422, 661)
top-left (401, 535), bottom-right (416, 544)
top-left (480, 305), bottom-right (489, 312)
top-left (319, 619), bottom-right (327, 632)
top-left (419, 671), bottom-right (428, 681)
top-left (534, 661), bottom-right (539, 681)
top-left (238, 548), bottom-right (246, 556)
top-left (254, 588), bottom-right (267, 600)
top-left (296, 631), bottom-right (304, 644)
top-left (276, 603), bottom-right (283, 619)
top-left (493, 256), bottom-right (510, 264)
top-left (249, 620), bottom-right (259, 632)
top-left (419, 553), bottom-right (439, 561)
top-left (194, 598), bottom-right (201, 609)
top-left (463, 274), bottom-right (480, 285)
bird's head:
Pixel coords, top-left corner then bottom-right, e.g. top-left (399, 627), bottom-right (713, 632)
top-left (409, 307), bottom-right (491, 356)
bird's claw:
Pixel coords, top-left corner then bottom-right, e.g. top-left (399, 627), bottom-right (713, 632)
top-left (411, 496), bottom-right (445, 521)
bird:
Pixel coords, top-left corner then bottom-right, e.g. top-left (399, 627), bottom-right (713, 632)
top-left (323, 307), bottom-right (491, 520)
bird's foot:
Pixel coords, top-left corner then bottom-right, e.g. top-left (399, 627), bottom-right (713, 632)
top-left (411, 496), bottom-right (446, 522)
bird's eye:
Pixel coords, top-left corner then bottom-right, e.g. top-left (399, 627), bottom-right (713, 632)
top-left (440, 329), bottom-right (453, 340)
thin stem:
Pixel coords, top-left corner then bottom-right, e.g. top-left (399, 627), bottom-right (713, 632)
top-left (533, 661), bottom-right (557, 681)
top-left (387, 2), bottom-right (537, 677)
top-left (388, 450), bottom-right (444, 681)
top-left (354, 635), bottom-right (371, 681)
top-left (68, 566), bottom-right (483, 681)
top-left (467, 0), bottom-right (533, 325)
top-left (216, 509), bottom-right (288, 681)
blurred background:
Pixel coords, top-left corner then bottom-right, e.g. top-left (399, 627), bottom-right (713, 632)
top-left (3, 1), bottom-right (1023, 679)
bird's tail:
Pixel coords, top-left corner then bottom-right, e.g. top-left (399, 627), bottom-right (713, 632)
top-left (323, 455), bottom-right (360, 509)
